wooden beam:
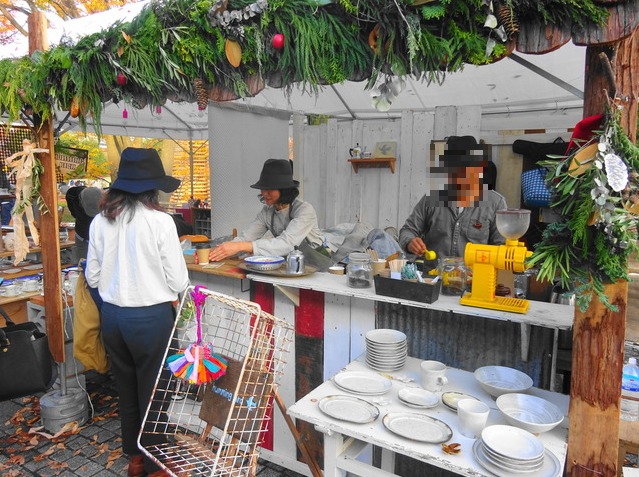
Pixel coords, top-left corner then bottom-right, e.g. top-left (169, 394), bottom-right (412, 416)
top-left (567, 25), bottom-right (639, 477)
top-left (28, 12), bottom-right (64, 363)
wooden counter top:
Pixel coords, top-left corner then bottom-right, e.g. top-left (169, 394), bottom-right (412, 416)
top-left (187, 259), bottom-right (246, 279)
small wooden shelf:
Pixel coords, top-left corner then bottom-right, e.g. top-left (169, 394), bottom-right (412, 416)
top-left (348, 157), bottom-right (396, 173)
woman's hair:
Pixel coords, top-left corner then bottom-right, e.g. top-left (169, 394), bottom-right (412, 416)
top-left (101, 188), bottom-right (163, 222)
top-left (277, 187), bottom-right (299, 205)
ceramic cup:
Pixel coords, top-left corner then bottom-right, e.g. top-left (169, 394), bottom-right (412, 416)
top-left (457, 399), bottom-right (490, 439)
top-left (3, 284), bottom-right (18, 296)
top-left (371, 259), bottom-right (386, 276)
top-left (420, 360), bottom-right (448, 392)
top-left (196, 247), bottom-right (211, 265)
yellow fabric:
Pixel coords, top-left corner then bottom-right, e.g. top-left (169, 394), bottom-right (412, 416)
top-left (73, 273), bottom-right (109, 373)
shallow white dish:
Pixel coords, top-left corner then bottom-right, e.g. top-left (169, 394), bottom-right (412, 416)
top-left (474, 365), bottom-right (533, 398)
top-left (383, 412), bottom-right (452, 443)
top-left (1, 268), bottom-right (20, 274)
top-left (243, 255), bottom-right (285, 271)
top-left (23, 264), bottom-right (43, 270)
top-left (366, 329), bottom-right (407, 344)
top-left (496, 393), bottom-right (564, 434)
top-left (441, 392), bottom-right (480, 412)
top-left (473, 439), bottom-right (560, 477)
top-left (332, 371), bottom-right (392, 395)
top-left (318, 395), bottom-right (380, 424)
top-left (398, 388), bottom-right (439, 409)
top-left (481, 425), bottom-right (544, 461)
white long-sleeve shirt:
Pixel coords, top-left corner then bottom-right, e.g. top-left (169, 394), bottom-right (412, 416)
top-left (235, 198), bottom-right (323, 257)
top-left (86, 204), bottom-right (189, 307)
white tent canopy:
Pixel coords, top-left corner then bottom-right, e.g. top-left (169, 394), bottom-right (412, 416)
top-left (0, 1), bottom-right (586, 139)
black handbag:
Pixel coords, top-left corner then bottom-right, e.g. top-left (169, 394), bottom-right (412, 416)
top-left (0, 307), bottom-right (57, 401)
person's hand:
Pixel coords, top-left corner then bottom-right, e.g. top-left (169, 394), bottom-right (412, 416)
top-left (209, 241), bottom-right (250, 262)
top-left (407, 237), bottom-right (427, 256)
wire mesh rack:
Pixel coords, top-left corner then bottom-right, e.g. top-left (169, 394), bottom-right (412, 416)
top-left (139, 286), bottom-right (295, 477)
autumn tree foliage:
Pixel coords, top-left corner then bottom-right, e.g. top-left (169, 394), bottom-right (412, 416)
top-left (0, 0), bottom-right (137, 45)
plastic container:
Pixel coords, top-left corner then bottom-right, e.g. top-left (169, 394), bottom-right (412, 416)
top-left (374, 275), bottom-right (440, 304)
top-left (621, 357), bottom-right (639, 421)
top-left (347, 252), bottom-right (372, 288)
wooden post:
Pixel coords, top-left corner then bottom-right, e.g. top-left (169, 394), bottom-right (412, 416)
top-left (566, 26), bottom-right (638, 477)
top-left (28, 12), bottom-right (64, 363)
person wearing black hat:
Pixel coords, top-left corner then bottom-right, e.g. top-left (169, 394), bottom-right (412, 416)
top-left (65, 185), bottom-right (103, 263)
top-left (209, 158), bottom-right (324, 261)
top-left (399, 136), bottom-right (507, 260)
top-left (85, 147), bottom-right (189, 477)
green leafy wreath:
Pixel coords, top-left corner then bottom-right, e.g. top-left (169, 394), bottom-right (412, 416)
top-left (527, 109), bottom-right (639, 312)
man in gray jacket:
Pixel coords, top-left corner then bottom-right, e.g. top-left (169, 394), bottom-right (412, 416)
top-left (399, 136), bottom-right (507, 260)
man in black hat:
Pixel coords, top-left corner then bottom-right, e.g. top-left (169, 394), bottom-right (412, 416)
top-left (399, 136), bottom-right (506, 260)
top-left (209, 158), bottom-right (324, 261)
top-left (85, 147), bottom-right (189, 477)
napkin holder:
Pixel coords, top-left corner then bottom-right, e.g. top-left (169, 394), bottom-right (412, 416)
top-left (374, 275), bottom-right (440, 304)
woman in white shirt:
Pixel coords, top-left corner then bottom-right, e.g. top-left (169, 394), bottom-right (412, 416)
top-left (86, 147), bottom-right (189, 477)
top-left (209, 159), bottom-right (324, 261)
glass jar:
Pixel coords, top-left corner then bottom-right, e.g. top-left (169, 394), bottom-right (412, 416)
top-left (439, 257), bottom-right (467, 296)
top-left (347, 252), bottom-right (372, 288)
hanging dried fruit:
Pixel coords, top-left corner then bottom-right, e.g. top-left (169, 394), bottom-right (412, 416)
top-left (116, 72), bottom-right (127, 86)
top-left (225, 39), bottom-right (242, 68)
top-left (69, 97), bottom-right (81, 118)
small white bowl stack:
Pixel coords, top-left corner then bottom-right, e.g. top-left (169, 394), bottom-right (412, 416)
top-left (365, 329), bottom-right (407, 372)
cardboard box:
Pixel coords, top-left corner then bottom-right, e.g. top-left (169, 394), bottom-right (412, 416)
top-left (374, 275), bottom-right (440, 304)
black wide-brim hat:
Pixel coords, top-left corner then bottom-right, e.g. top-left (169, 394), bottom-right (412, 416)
top-left (436, 135), bottom-right (488, 170)
top-left (111, 148), bottom-right (181, 194)
top-left (250, 159), bottom-right (299, 190)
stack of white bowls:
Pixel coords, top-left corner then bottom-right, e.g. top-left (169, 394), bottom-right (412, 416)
top-left (365, 329), bottom-right (407, 371)
top-left (473, 425), bottom-right (548, 476)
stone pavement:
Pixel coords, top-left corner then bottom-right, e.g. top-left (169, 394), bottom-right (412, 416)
top-left (0, 371), bottom-right (307, 477)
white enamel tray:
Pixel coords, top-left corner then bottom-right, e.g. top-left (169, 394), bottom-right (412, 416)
top-left (382, 412), bottom-right (452, 443)
top-left (332, 371), bottom-right (392, 396)
top-left (318, 395), bottom-right (380, 424)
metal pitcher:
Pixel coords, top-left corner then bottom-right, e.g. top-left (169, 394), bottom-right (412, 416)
top-left (286, 248), bottom-right (305, 274)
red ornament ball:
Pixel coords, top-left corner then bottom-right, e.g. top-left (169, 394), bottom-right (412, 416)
top-left (116, 72), bottom-right (127, 86)
top-left (271, 33), bottom-right (285, 50)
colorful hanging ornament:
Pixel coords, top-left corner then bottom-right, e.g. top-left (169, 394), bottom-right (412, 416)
top-left (225, 39), bottom-right (242, 68)
top-left (271, 33), bottom-right (285, 50)
top-left (166, 286), bottom-right (229, 385)
top-left (116, 72), bottom-right (127, 85)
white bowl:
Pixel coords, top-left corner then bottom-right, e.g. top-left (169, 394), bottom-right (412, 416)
top-left (496, 393), bottom-right (564, 434)
top-left (474, 366), bottom-right (533, 398)
top-left (244, 255), bottom-right (285, 271)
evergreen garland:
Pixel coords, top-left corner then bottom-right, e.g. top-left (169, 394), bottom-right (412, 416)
top-left (527, 109), bottom-right (639, 312)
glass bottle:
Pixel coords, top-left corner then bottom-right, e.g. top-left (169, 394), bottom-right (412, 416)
top-left (439, 257), bottom-right (467, 296)
top-left (347, 252), bottom-right (372, 288)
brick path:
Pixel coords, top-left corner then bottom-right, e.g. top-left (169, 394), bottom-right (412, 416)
top-left (0, 371), bottom-right (307, 477)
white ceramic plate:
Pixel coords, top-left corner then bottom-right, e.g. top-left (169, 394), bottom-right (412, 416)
top-left (383, 412), bottom-right (452, 443)
top-left (398, 388), bottom-right (439, 409)
top-left (332, 371), bottom-right (392, 395)
top-left (481, 425), bottom-right (544, 461)
top-left (1, 268), bottom-right (20, 274)
top-left (473, 440), bottom-right (560, 477)
top-left (441, 392), bottom-right (481, 412)
top-left (481, 441), bottom-right (544, 469)
top-left (318, 395), bottom-right (380, 424)
top-left (365, 329), bottom-right (407, 344)
top-left (23, 264), bottom-right (43, 270)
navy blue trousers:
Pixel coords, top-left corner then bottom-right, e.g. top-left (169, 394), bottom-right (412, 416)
top-left (100, 301), bottom-right (174, 473)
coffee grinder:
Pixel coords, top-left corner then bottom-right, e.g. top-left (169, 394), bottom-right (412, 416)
top-left (459, 209), bottom-right (532, 314)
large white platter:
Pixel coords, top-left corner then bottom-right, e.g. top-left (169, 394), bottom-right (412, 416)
top-left (382, 412), bottom-right (452, 443)
top-left (318, 395), bottom-right (380, 424)
top-left (332, 371), bottom-right (392, 395)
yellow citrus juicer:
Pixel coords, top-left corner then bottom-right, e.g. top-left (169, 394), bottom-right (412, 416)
top-left (459, 209), bottom-right (532, 314)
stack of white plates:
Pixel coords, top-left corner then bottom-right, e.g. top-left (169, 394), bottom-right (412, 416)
top-left (473, 425), bottom-right (561, 477)
top-left (365, 329), bottom-right (407, 371)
